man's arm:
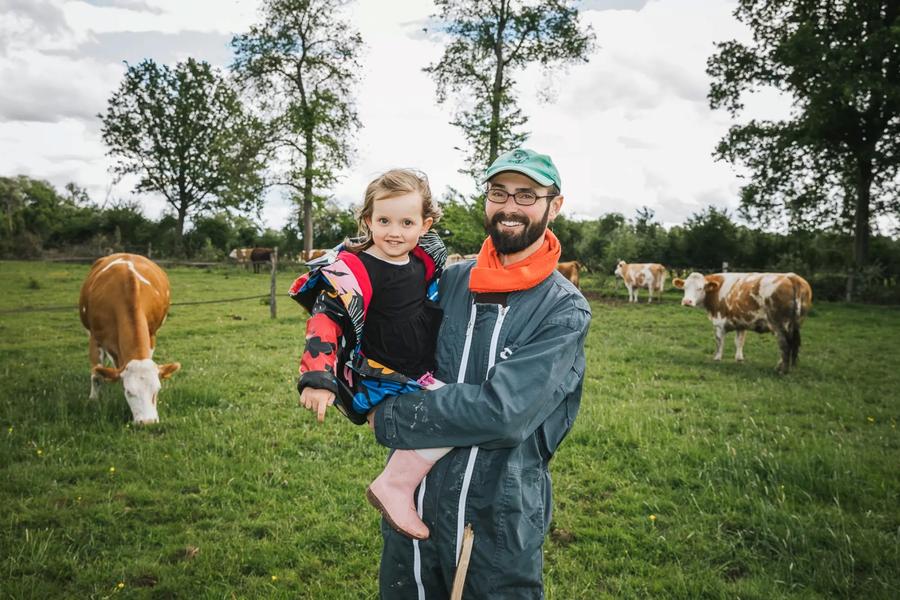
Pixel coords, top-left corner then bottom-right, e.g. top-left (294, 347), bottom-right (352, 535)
top-left (373, 305), bottom-right (589, 450)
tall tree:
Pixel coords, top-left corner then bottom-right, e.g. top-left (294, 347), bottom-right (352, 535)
top-left (232, 0), bottom-right (362, 254)
top-left (426, 0), bottom-right (595, 177)
top-left (708, 0), bottom-right (900, 300)
top-left (101, 58), bottom-right (267, 253)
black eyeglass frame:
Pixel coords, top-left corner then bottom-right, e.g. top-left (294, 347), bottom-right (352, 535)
top-left (485, 188), bottom-right (558, 207)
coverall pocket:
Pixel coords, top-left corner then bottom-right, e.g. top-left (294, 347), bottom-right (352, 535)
top-left (486, 465), bottom-right (548, 593)
top-left (496, 466), bottom-right (546, 552)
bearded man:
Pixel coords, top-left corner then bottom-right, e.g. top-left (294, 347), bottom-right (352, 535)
top-left (370, 148), bottom-right (591, 599)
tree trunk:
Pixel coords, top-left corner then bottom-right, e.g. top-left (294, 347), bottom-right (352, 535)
top-left (302, 129), bottom-right (315, 254)
top-left (488, 2), bottom-right (508, 165)
top-left (846, 156), bottom-right (873, 302)
top-left (175, 201), bottom-right (188, 258)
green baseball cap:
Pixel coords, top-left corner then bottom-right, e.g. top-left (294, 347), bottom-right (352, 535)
top-left (482, 148), bottom-right (561, 191)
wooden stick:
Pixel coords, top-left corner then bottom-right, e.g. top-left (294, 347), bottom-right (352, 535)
top-left (450, 524), bottom-right (475, 600)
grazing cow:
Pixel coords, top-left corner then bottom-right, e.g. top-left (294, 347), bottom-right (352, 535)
top-left (229, 247), bottom-right (252, 267)
top-left (79, 254), bottom-right (180, 423)
top-left (614, 260), bottom-right (667, 303)
top-left (296, 249), bottom-right (328, 263)
top-left (556, 261), bottom-right (583, 288)
top-left (250, 247), bottom-right (274, 273)
top-left (673, 272), bottom-right (813, 373)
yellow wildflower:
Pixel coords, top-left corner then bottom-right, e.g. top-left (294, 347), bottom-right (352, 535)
top-left (109, 466), bottom-right (116, 474)
top-left (649, 514), bottom-right (657, 522)
top-left (271, 575), bottom-right (279, 582)
top-left (117, 582), bottom-right (125, 589)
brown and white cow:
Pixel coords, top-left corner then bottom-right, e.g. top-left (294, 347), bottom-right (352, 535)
top-left (296, 249), bottom-right (328, 263)
top-left (228, 247), bottom-right (252, 266)
top-left (673, 272), bottom-right (813, 373)
top-left (557, 261), bottom-right (583, 288)
top-left (614, 260), bottom-right (667, 303)
top-left (79, 254), bottom-right (180, 423)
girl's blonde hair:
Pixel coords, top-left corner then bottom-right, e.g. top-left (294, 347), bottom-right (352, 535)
top-left (345, 169), bottom-right (442, 253)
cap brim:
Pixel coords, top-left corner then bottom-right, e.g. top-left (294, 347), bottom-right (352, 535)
top-left (482, 166), bottom-right (555, 187)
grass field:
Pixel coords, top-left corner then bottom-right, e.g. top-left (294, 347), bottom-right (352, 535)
top-left (1, 260), bottom-right (898, 599)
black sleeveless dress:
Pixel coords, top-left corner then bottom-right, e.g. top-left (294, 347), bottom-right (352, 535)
top-left (357, 251), bottom-right (440, 380)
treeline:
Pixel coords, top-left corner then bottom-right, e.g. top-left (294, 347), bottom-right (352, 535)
top-left (3, 175), bottom-right (899, 303)
top-left (0, 176), bottom-right (355, 262)
top-left (548, 208), bottom-right (900, 303)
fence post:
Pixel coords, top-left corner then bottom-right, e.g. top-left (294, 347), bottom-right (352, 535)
top-left (270, 247), bottom-right (278, 319)
top-left (147, 241), bottom-right (152, 259)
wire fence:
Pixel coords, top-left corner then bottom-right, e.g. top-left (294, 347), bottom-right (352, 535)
top-left (0, 294), bottom-right (273, 316)
top-left (2, 248), bottom-right (288, 316)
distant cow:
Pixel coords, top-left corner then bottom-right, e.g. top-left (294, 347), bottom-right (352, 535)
top-left (296, 249), bottom-right (328, 263)
top-left (79, 254), bottom-right (180, 423)
top-left (615, 261), bottom-right (667, 303)
top-left (673, 272), bottom-right (813, 373)
top-left (250, 247), bottom-right (274, 273)
top-left (229, 247), bottom-right (252, 267)
top-left (557, 261), bottom-right (583, 288)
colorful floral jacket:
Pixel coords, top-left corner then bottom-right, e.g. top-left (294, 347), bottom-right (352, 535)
top-left (288, 231), bottom-right (447, 424)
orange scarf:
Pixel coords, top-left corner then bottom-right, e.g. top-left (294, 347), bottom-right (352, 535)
top-left (469, 230), bottom-right (562, 293)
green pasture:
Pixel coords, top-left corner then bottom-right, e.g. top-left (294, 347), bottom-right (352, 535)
top-left (1, 260), bottom-right (898, 599)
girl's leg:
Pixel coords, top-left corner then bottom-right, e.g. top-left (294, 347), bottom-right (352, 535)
top-left (367, 447), bottom-right (451, 540)
top-left (414, 447), bottom-right (451, 461)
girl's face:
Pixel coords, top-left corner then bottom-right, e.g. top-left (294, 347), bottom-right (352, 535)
top-left (364, 192), bottom-right (433, 262)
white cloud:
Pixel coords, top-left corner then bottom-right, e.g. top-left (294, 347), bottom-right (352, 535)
top-left (0, 50), bottom-right (122, 122)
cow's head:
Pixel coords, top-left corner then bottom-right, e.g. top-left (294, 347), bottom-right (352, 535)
top-left (673, 272), bottom-right (719, 307)
top-left (613, 260), bottom-right (626, 278)
top-left (93, 359), bottom-right (181, 424)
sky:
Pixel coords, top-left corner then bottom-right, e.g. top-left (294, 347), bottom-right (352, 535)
top-left (0, 0), bottom-right (794, 231)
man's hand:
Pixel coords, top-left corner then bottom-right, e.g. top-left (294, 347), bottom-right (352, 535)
top-left (299, 387), bottom-right (335, 423)
top-left (367, 408), bottom-right (377, 431)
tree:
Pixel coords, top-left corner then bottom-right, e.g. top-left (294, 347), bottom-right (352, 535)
top-left (438, 189), bottom-right (488, 254)
top-left (101, 58), bottom-right (267, 254)
top-left (0, 176), bottom-right (88, 254)
top-left (708, 0), bottom-right (900, 300)
top-left (426, 0), bottom-right (595, 176)
top-left (680, 207), bottom-right (741, 270)
top-left (232, 0), bottom-right (362, 254)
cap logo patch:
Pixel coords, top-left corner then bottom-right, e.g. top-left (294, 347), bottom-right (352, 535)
top-left (510, 149), bottom-right (529, 163)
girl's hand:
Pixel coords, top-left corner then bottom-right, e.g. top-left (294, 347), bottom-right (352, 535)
top-left (299, 387), bottom-right (335, 423)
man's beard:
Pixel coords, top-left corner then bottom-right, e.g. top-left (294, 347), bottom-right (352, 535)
top-left (484, 203), bottom-right (550, 255)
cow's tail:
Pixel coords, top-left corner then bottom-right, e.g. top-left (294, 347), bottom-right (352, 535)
top-left (787, 275), bottom-right (810, 368)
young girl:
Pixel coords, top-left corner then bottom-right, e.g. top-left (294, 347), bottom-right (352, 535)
top-left (288, 169), bottom-right (451, 541)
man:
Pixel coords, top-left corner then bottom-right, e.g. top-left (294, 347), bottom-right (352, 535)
top-left (370, 148), bottom-right (591, 598)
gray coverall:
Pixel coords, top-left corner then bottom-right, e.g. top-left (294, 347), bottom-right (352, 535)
top-left (374, 260), bottom-right (591, 599)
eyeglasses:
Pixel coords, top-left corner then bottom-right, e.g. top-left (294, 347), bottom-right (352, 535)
top-left (486, 188), bottom-right (556, 207)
